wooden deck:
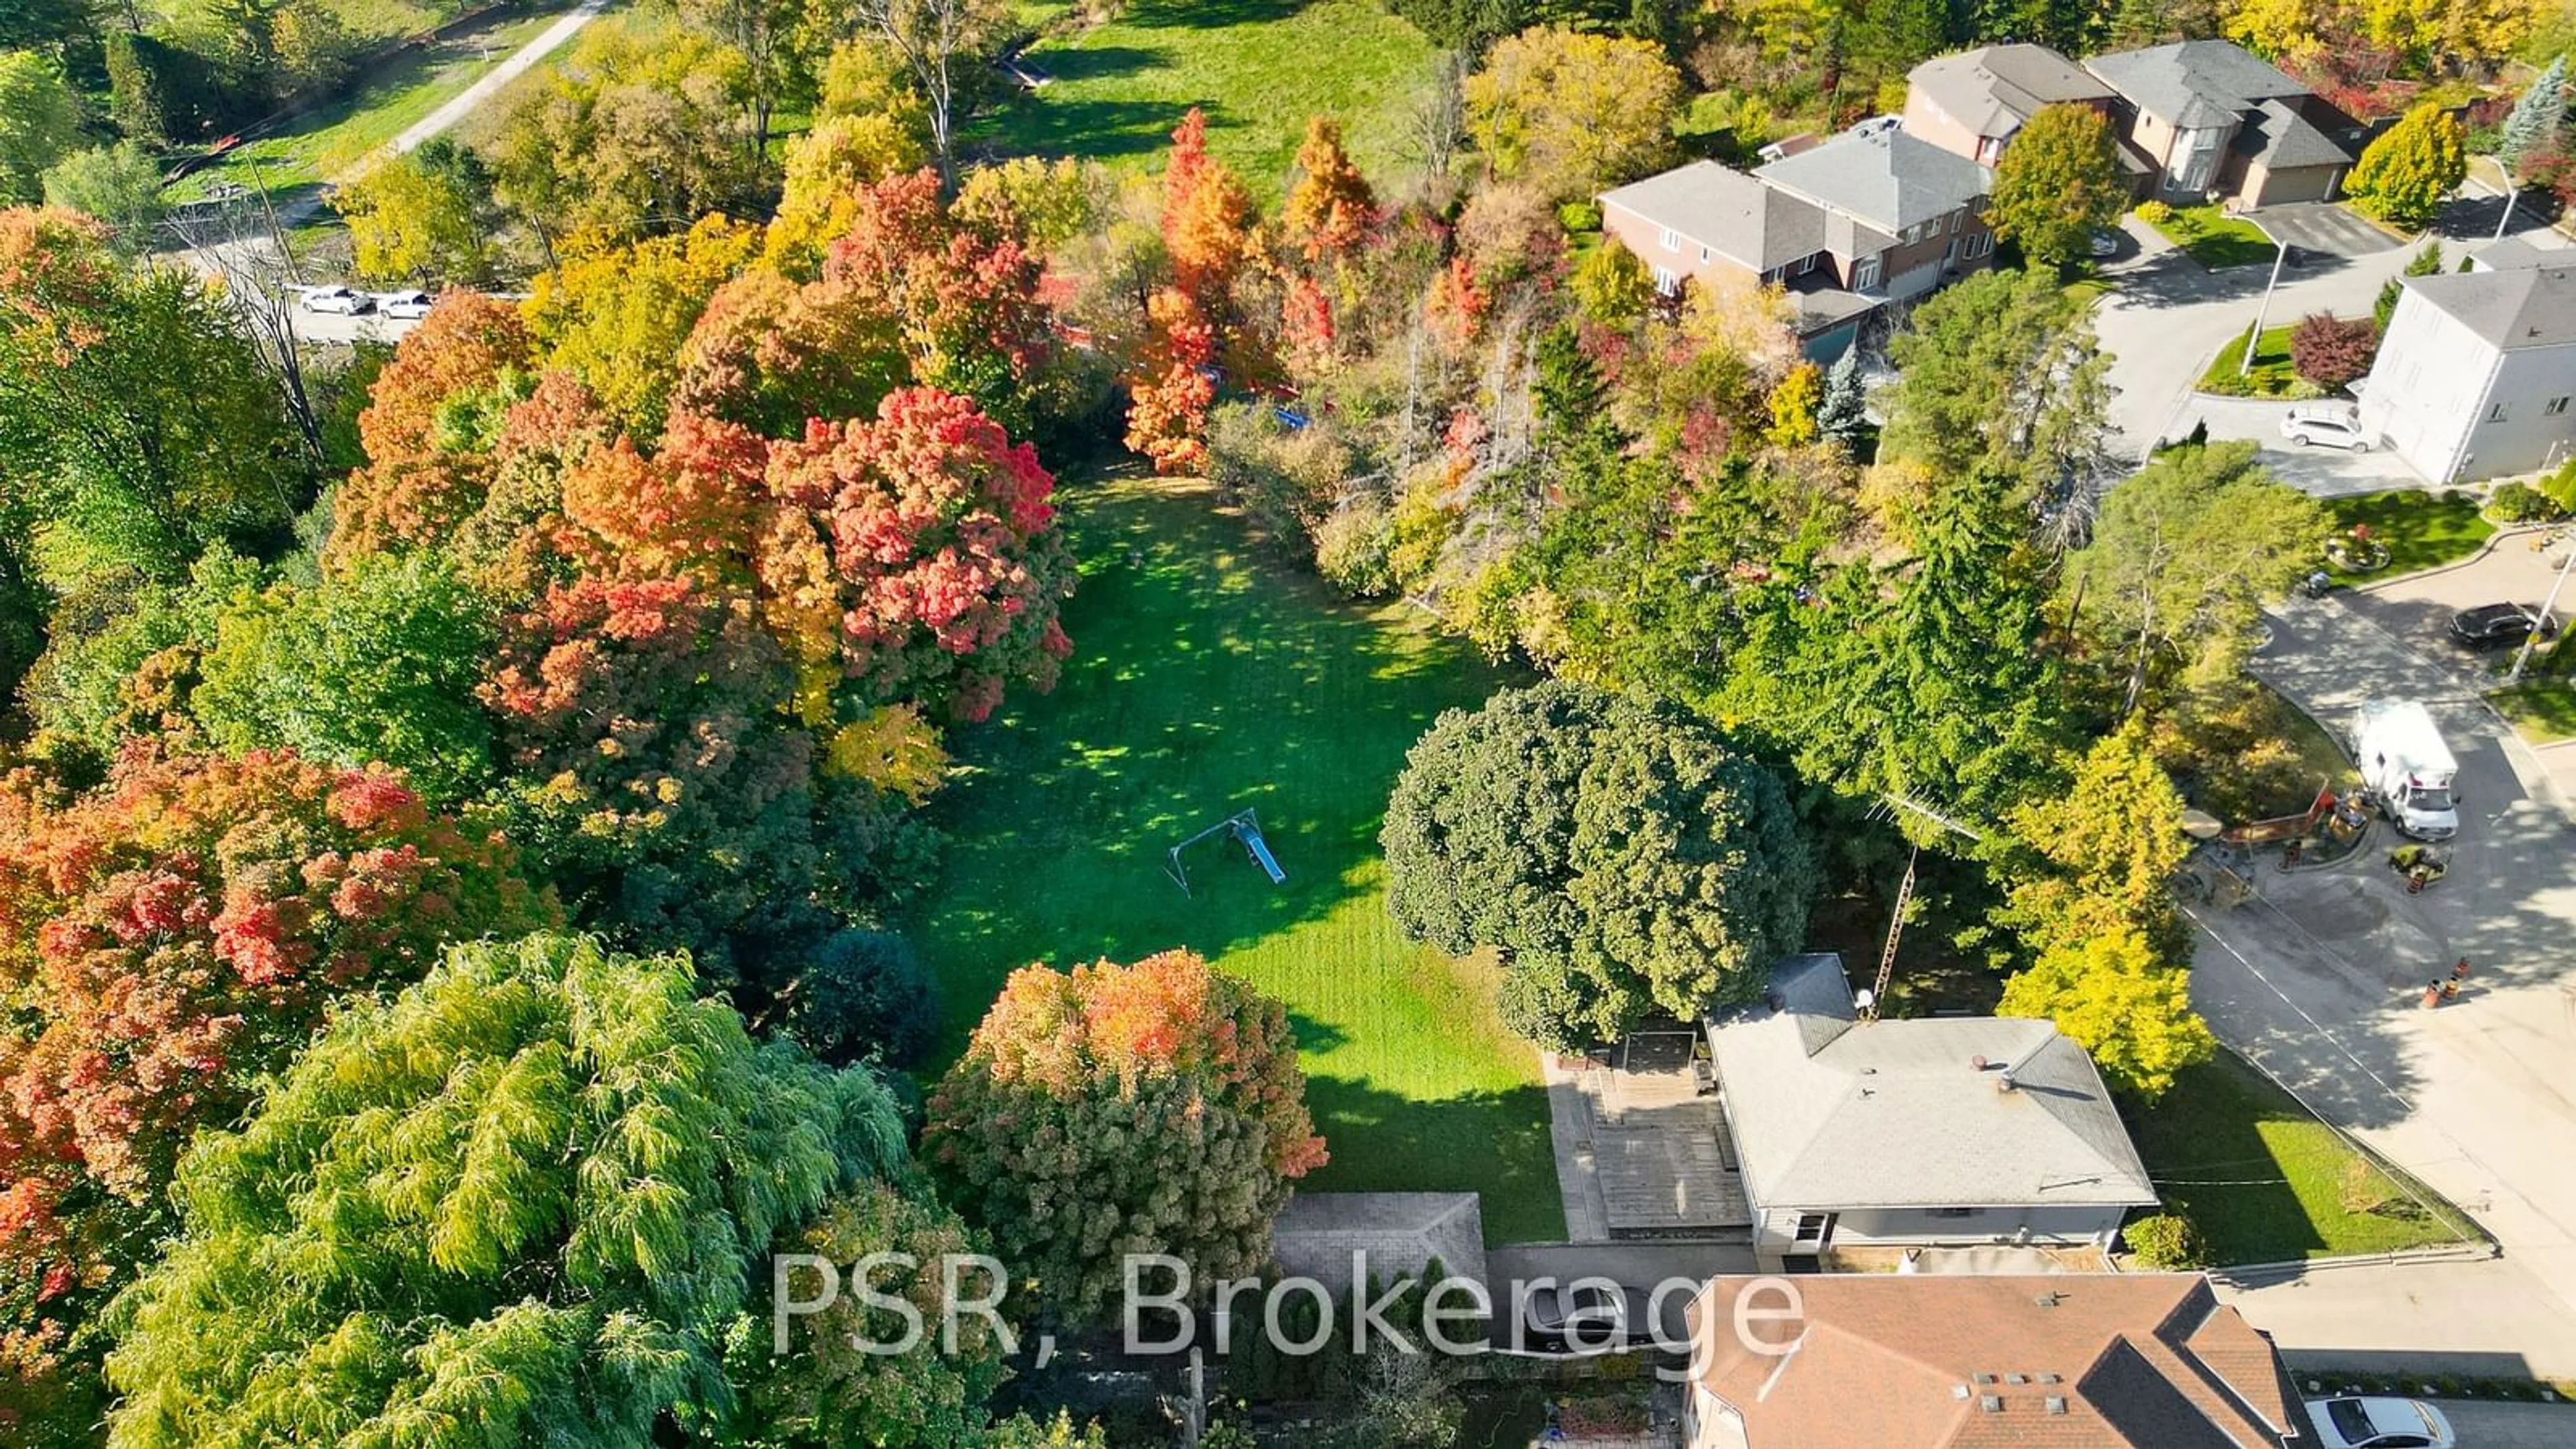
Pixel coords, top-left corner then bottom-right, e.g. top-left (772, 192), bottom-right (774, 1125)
top-left (1578, 1061), bottom-right (1750, 1237)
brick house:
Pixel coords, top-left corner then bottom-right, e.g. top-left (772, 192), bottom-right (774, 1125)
top-left (1599, 129), bottom-right (1994, 361)
top-left (1904, 43), bottom-right (2121, 165)
top-left (2083, 40), bottom-right (2361, 206)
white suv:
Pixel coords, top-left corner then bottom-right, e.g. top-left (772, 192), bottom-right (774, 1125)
top-left (300, 285), bottom-right (374, 315)
top-left (2279, 404), bottom-right (2373, 451)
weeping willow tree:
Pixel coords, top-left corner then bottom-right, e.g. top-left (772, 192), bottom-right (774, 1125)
top-left (102, 932), bottom-right (924, 1447)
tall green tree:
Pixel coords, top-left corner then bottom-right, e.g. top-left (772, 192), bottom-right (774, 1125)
top-left (2063, 441), bottom-right (2328, 714)
top-left (1984, 103), bottom-right (2128, 269)
top-left (0, 52), bottom-right (81, 205)
top-left (103, 932), bottom-right (920, 1448)
top-left (1381, 680), bottom-right (1817, 1046)
top-left (40, 142), bottom-right (168, 253)
top-left (0, 207), bottom-right (303, 588)
top-left (1877, 266), bottom-right (2111, 511)
top-left (2345, 102), bottom-right (2467, 230)
top-left (337, 138), bottom-right (498, 284)
top-left (1725, 466), bottom-right (2070, 823)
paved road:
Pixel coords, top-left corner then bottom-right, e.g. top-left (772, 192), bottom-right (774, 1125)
top-left (2188, 585), bottom-right (2576, 1375)
top-left (2426, 1399), bottom-right (2576, 1446)
top-left (2091, 200), bottom-right (2573, 462)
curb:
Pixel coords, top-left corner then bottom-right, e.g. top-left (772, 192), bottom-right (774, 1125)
top-left (2213, 1242), bottom-right (2501, 1285)
top-left (2352, 522), bottom-right (2547, 595)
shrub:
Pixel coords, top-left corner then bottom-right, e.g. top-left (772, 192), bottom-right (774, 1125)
top-left (2490, 480), bottom-right (2564, 522)
top-left (1205, 402), bottom-right (1351, 550)
top-left (2544, 460), bottom-right (2576, 516)
top-left (779, 927), bottom-right (941, 1068)
top-left (1556, 199), bottom-right (1601, 232)
top-left (2135, 199), bottom-right (2174, 226)
top-left (1315, 500), bottom-right (1400, 598)
top-left (2125, 1211), bottom-right (2208, 1269)
top-left (2288, 313), bottom-right (2377, 390)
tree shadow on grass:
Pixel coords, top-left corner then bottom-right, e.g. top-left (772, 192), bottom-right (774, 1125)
top-left (1299, 1075), bottom-right (1566, 1245)
top-left (1116, 0), bottom-right (1303, 29)
top-left (979, 96), bottom-right (1199, 163)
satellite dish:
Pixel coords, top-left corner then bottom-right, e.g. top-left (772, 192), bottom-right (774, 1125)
top-left (2180, 808), bottom-right (2224, 841)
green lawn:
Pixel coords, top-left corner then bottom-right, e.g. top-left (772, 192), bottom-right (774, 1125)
top-left (906, 471), bottom-right (1564, 1243)
top-left (971, 0), bottom-right (1442, 199)
top-left (2491, 680), bottom-right (2576, 743)
top-left (2148, 203), bottom-right (2276, 270)
top-left (168, 2), bottom-right (576, 203)
top-left (2127, 1051), bottom-right (2479, 1265)
top-left (2198, 321), bottom-right (2316, 398)
top-left (2323, 490), bottom-right (2496, 581)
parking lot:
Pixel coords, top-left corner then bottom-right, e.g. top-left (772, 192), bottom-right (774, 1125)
top-left (2170, 395), bottom-right (2427, 494)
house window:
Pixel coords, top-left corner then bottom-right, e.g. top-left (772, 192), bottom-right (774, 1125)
top-left (2489, 400), bottom-right (2512, 423)
top-left (1947, 211), bottom-right (1962, 233)
top-left (1966, 232), bottom-right (1993, 260)
top-left (1854, 255), bottom-right (1882, 291)
top-left (1927, 1208), bottom-right (1978, 1219)
top-left (1652, 264), bottom-right (1678, 294)
top-left (1699, 245), bottom-right (1711, 263)
top-left (2549, 396), bottom-right (2570, 417)
top-left (1796, 253), bottom-right (1817, 276)
top-left (1660, 227), bottom-right (1680, 252)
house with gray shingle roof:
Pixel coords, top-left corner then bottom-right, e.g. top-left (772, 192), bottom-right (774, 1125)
top-left (2360, 258), bottom-right (2576, 481)
top-left (1703, 955), bottom-right (2155, 1260)
top-left (1680, 1272), bottom-right (2310, 1447)
top-left (1904, 44), bottom-right (2119, 165)
top-left (1599, 132), bottom-right (1996, 362)
top-left (2082, 39), bottom-right (2361, 205)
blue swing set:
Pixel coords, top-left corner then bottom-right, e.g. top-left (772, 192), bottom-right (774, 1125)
top-left (1165, 807), bottom-right (1286, 897)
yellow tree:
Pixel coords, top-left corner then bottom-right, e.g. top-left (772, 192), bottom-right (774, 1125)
top-left (2000, 928), bottom-right (2215, 1101)
top-left (1464, 25), bottom-right (1683, 203)
top-left (523, 214), bottom-right (764, 437)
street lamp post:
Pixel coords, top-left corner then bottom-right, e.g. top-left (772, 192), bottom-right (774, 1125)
top-left (2506, 531), bottom-right (2576, 685)
top-left (2240, 214), bottom-right (2286, 379)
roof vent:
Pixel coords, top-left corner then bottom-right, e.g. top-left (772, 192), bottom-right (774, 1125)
top-left (2036, 1373), bottom-right (2062, 1384)
top-left (2045, 1396), bottom-right (2068, 1415)
top-left (2033, 1292), bottom-right (2063, 1309)
top-left (2003, 1373), bottom-right (2027, 1385)
top-left (1997, 1072), bottom-right (2018, 1094)
top-left (1978, 1395), bottom-right (2003, 1413)
top-left (1974, 1373), bottom-right (1996, 1385)
top-left (1952, 1383), bottom-right (1970, 1399)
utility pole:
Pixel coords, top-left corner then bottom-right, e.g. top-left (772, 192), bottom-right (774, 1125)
top-left (2241, 215), bottom-right (2286, 379)
top-left (2508, 530), bottom-right (2576, 684)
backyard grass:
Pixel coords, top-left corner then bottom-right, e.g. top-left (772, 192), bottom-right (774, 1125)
top-left (905, 470), bottom-right (1564, 1243)
top-left (2491, 680), bottom-right (2576, 743)
top-left (168, 2), bottom-right (576, 203)
top-left (2147, 203), bottom-right (2276, 270)
top-left (2197, 322), bottom-right (2310, 398)
top-left (971, 0), bottom-right (1442, 198)
top-left (2127, 1050), bottom-right (2479, 1265)
top-left (2322, 489), bottom-right (2496, 582)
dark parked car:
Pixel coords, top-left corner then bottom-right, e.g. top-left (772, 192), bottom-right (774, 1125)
top-left (2449, 602), bottom-right (2557, 649)
top-left (1518, 1281), bottom-right (1650, 1352)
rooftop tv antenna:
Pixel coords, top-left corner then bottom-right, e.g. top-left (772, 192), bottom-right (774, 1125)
top-left (1864, 794), bottom-right (1986, 1022)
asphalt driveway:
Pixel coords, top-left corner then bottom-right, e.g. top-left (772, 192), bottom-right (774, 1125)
top-left (2170, 394), bottom-right (2426, 494)
top-left (2246, 201), bottom-right (2406, 261)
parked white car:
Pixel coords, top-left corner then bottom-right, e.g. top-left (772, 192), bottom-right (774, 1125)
top-left (301, 285), bottom-right (374, 315)
top-left (2279, 403), bottom-right (2373, 451)
top-left (2306, 1395), bottom-right (2454, 1449)
top-left (376, 290), bottom-right (434, 319)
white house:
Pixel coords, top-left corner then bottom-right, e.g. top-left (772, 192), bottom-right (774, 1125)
top-left (1703, 955), bottom-right (2156, 1260)
top-left (2360, 260), bottom-right (2576, 483)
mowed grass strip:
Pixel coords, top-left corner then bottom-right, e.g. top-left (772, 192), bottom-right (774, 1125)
top-left (908, 471), bottom-right (1565, 1243)
top-left (169, 2), bottom-right (576, 202)
top-left (974, 0), bottom-right (1440, 198)
top-left (2126, 1050), bottom-right (2477, 1265)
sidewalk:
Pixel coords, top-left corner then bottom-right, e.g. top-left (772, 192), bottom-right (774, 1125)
top-left (2218, 1256), bottom-right (2576, 1379)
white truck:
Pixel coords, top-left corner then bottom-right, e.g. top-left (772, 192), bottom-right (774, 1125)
top-left (2350, 698), bottom-right (2459, 841)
